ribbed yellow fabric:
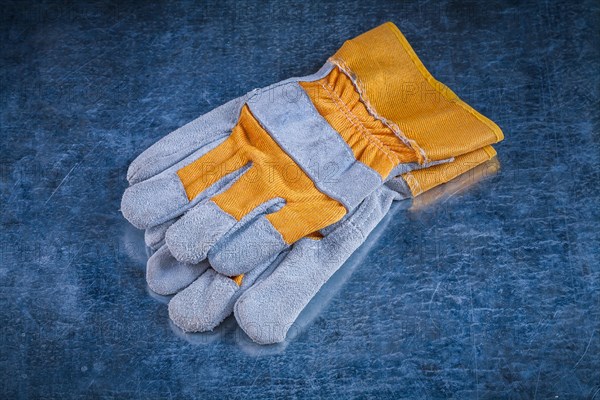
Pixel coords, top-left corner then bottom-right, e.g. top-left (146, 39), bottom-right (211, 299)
top-left (177, 105), bottom-right (346, 244)
top-left (331, 22), bottom-right (504, 162)
top-left (403, 146), bottom-right (497, 196)
top-left (231, 274), bottom-right (244, 286)
top-left (299, 67), bottom-right (419, 178)
top-left (305, 231), bottom-right (325, 239)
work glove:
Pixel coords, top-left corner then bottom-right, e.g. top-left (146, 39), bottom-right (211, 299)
top-left (121, 22), bottom-right (503, 279)
top-left (148, 147), bottom-right (498, 344)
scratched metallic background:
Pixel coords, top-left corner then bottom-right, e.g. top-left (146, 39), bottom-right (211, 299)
top-left (1, 0), bottom-right (599, 399)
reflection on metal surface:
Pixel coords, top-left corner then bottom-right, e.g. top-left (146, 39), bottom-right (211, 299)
top-left (410, 157), bottom-right (501, 211)
top-left (120, 224), bottom-right (149, 267)
top-left (169, 315), bottom-right (291, 355)
top-left (146, 286), bottom-right (170, 305)
top-left (169, 318), bottom-right (236, 346)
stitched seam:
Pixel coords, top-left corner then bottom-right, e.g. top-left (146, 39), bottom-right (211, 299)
top-left (330, 58), bottom-right (428, 164)
top-left (318, 79), bottom-right (397, 162)
top-left (343, 198), bottom-right (381, 242)
top-left (317, 79), bottom-right (400, 166)
top-left (320, 79), bottom-right (399, 164)
top-left (402, 172), bottom-right (423, 196)
top-left (341, 189), bottom-right (382, 238)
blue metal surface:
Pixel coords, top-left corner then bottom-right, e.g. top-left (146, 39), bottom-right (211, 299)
top-left (1, 1), bottom-right (598, 398)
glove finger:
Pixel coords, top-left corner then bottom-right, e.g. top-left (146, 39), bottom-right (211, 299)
top-left (234, 186), bottom-right (398, 344)
top-left (165, 200), bottom-right (236, 264)
top-left (121, 171), bottom-right (191, 229)
top-left (127, 96), bottom-right (246, 185)
top-left (209, 215), bottom-right (287, 276)
top-left (121, 152), bottom-right (250, 229)
top-left (168, 269), bottom-right (240, 332)
top-left (146, 245), bottom-right (210, 296)
top-left (165, 185), bottom-right (287, 269)
top-left (168, 253), bottom-right (283, 333)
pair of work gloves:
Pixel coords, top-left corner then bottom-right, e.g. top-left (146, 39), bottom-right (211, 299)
top-left (121, 22), bottom-right (504, 344)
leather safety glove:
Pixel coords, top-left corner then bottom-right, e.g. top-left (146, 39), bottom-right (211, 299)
top-left (121, 22), bottom-right (503, 278)
top-left (148, 147), bottom-right (498, 344)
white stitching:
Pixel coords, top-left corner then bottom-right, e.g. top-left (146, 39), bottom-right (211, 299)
top-left (330, 57), bottom-right (429, 164)
top-left (316, 78), bottom-right (400, 166)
